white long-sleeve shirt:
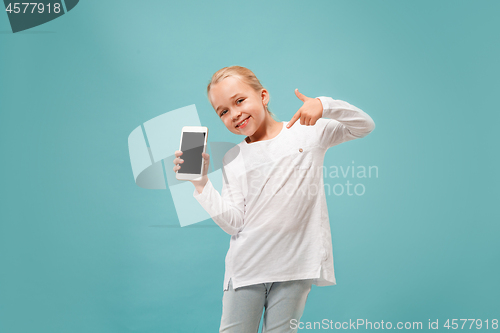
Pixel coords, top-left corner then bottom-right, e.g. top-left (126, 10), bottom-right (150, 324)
top-left (193, 96), bottom-right (375, 291)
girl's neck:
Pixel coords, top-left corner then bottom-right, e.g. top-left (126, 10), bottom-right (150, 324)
top-left (245, 115), bottom-right (282, 144)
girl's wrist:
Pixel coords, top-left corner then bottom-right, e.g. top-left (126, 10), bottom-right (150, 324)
top-left (193, 177), bottom-right (208, 194)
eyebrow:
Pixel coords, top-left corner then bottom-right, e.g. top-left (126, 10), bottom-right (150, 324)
top-left (216, 93), bottom-right (240, 113)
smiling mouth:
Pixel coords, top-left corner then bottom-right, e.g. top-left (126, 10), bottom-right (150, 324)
top-left (236, 117), bottom-right (249, 128)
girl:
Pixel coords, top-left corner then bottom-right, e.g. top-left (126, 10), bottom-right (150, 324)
top-left (173, 66), bottom-right (375, 333)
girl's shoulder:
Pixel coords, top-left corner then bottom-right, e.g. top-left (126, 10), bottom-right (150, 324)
top-left (283, 118), bottom-right (332, 148)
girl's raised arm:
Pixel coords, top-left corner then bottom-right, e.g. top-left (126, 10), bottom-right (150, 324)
top-left (193, 151), bottom-right (246, 236)
top-left (315, 97), bottom-right (375, 149)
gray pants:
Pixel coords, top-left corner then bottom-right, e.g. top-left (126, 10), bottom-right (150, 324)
top-left (219, 278), bottom-right (314, 333)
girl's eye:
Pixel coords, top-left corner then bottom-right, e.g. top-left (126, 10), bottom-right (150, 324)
top-left (220, 99), bottom-right (243, 117)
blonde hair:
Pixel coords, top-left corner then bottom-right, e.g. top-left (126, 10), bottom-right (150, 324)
top-left (207, 66), bottom-right (278, 120)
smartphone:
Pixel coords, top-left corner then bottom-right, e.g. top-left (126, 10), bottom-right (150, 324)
top-left (176, 126), bottom-right (208, 181)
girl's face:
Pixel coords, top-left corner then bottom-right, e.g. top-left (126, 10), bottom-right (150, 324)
top-left (209, 76), bottom-right (269, 137)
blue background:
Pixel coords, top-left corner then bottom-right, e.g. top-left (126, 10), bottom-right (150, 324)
top-left (1, 0), bottom-right (499, 332)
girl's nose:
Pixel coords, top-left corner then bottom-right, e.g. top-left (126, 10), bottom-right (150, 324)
top-left (231, 109), bottom-right (242, 120)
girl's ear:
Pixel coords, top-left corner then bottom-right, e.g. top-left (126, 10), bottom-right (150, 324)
top-left (261, 88), bottom-right (270, 105)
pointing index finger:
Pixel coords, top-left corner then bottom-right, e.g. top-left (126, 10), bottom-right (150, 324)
top-left (287, 110), bottom-right (301, 128)
top-left (295, 88), bottom-right (307, 102)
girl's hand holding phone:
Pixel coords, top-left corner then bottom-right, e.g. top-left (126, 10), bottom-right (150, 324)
top-left (173, 150), bottom-right (210, 194)
top-left (287, 89), bottom-right (324, 128)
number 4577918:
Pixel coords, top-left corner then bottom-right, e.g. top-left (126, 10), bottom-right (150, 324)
top-left (5, 2), bottom-right (61, 14)
top-left (444, 319), bottom-right (498, 330)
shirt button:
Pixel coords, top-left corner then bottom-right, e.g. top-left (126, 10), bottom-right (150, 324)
top-left (299, 148), bottom-right (303, 152)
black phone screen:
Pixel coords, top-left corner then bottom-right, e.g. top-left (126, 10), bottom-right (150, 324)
top-left (178, 132), bottom-right (206, 174)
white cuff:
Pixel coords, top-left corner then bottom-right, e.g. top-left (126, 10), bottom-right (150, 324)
top-left (193, 178), bottom-right (213, 202)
